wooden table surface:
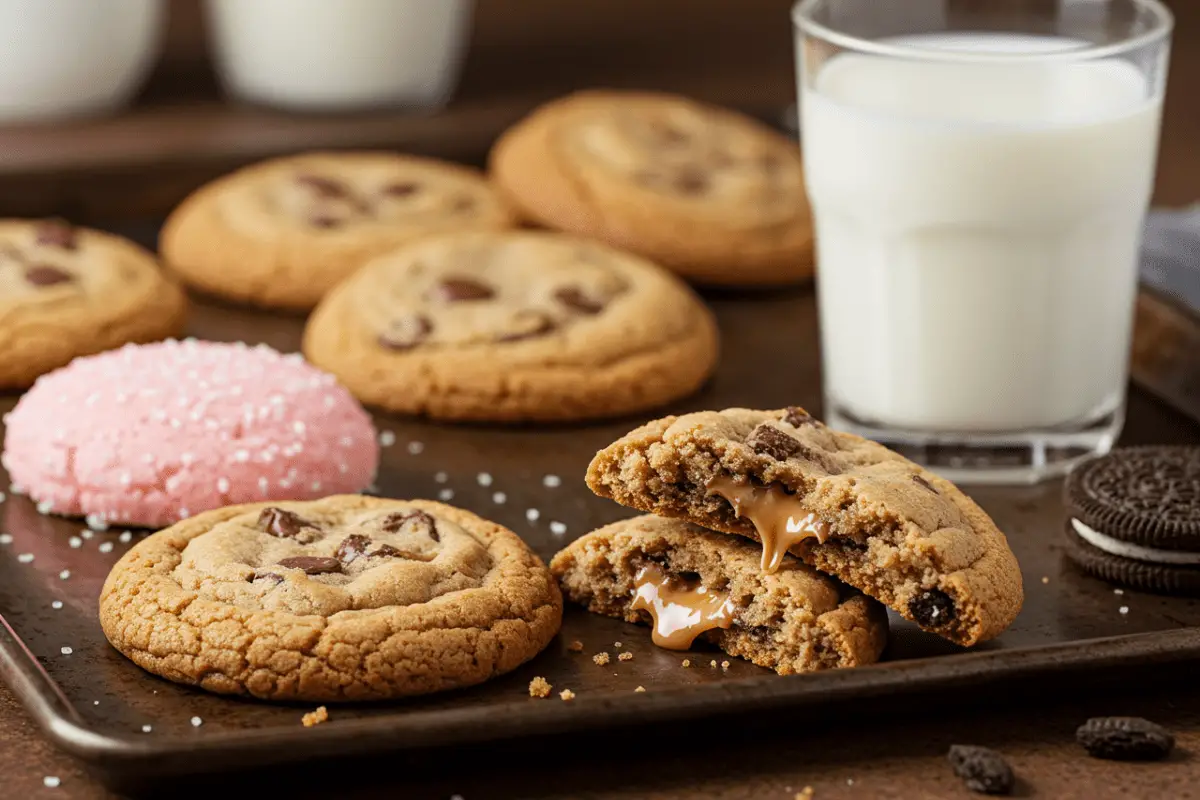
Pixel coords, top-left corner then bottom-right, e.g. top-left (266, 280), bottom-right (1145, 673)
top-left (2, 1), bottom-right (1200, 798)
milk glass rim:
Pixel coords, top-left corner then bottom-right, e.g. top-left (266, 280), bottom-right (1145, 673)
top-left (793, 0), bottom-right (1173, 63)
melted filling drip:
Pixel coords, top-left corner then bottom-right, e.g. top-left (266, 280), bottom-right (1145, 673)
top-left (630, 564), bottom-right (735, 649)
top-left (706, 476), bottom-right (831, 573)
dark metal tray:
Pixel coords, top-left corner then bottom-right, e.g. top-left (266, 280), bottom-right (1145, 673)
top-left (3, 257), bottom-right (1200, 786)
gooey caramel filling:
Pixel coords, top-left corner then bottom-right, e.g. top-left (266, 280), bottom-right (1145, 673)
top-left (630, 564), bottom-right (735, 649)
top-left (706, 476), bottom-right (831, 574)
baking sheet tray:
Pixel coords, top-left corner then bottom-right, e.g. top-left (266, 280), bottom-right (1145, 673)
top-left (3, 243), bottom-right (1200, 786)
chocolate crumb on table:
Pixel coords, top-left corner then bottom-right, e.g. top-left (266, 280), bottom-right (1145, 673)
top-left (619, 651), bottom-right (634, 662)
top-left (593, 652), bottom-right (610, 665)
top-left (567, 640), bottom-right (584, 653)
top-left (302, 706), bottom-right (329, 727)
top-left (559, 689), bottom-right (576, 701)
top-left (528, 676), bottom-right (552, 698)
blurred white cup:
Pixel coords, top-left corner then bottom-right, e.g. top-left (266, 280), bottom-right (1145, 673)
top-left (0, 0), bottom-right (165, 123)
top-left (206, 0), bottom-right (474, 112)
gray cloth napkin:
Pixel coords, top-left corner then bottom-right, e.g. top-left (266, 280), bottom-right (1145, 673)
top-left (1143, 206), bottom-right (1200, 312)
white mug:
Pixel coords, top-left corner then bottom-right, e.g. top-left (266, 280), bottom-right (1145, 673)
top-left (206, 0), bottom-right (474, 112)
top-left (0, 0), bottom-right (165, 123)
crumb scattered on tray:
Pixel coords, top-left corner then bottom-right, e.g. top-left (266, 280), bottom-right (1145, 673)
top-left (619, 652), bottom-right (634, 662)
top-left (795, 788), bottom-right (815, 800)
top-left (710, 660), bottom-right (718, 668)
top-left (567, 640), bottom-right (584, 653)
top-left (721, 660), bottom-right (731, 670)
top-left (613, 641), bottom-right (623, 649)
top-left (681, 659), bottom-right (690, 668)
top-left (559, 689), bottom-right (576, 702)
top-left (528, 676), bottom-right (552, 698)
top-left (593, 652), bottom-right (610, 666)
top-left (635, 686), bottom-right (646, 693)
top-left (1041, 576), bottom-right (1050, 584)
top-left (302, 706), bottom-right (329, 727)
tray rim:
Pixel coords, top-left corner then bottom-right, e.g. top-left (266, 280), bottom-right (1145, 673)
top-left (6, 610), bottom-right (1200, 775)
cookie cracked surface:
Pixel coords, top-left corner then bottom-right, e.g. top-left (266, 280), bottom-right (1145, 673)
top-left (302, 230), bottom-right (719, 422)
top-left (490, 90), bottom-right (813, 286)
top-left (161, 152), bottom-right (515, 309)
top-left (585, 408), bottom-right (1023, 646)
top-left (551, 515), bottom-right (887, 674)
top-left (0, 219), bottom-right (187, 388)
top-left (99, 495), bottom-right (562, 701)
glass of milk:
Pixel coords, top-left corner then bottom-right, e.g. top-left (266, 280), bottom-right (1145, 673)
top-left (794, 0), bottom-right (1173, 484)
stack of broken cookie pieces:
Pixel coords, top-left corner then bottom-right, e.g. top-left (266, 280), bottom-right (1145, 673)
top-left (551, 407), bottom-right (1025, 675)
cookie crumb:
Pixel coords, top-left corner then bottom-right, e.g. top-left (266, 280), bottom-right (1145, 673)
top-left (634, 686), bottom-right (646, 693)
top-left (613, 641), bottom-right (623, 648)
top-left (619, 652), bottom-right (633, 662)
top-left (559, 689), bottom-right (575, 702)
top-left (795, 789), bottom-right (814, 800)
top-left (721, 660), bottom-right (730, 670)
top-left (528, 677), bottom-right (552, 698)
top-left (1041, 576), bottom-right (1049, 584)
top-left (567, 640), bottom-right (584, 653)
top-left (593, 652), bottom-right (610, 666)
top-left (710, 660), bottom-right (717, 668)
top-left (681, 659), bottom-right (690, 668)
top-left (302, 706), bottom-right (329, 727)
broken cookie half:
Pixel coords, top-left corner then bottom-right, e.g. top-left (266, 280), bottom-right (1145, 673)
top-left (585, 408), bottom-right (1023, 647)
top-left (550, 515), bottom-right (888, 674)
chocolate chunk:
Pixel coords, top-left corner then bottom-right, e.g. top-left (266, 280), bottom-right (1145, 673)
top-left (34, 220), bottom-right (78, 250)
top-left (381, 509), bottom-right (439, 541)
top-left (913, 474), bottom-right (939, 494)
top-left (24, 265), bottom-right (74, 287)
top-left (554, 286), bottom-right (605, 315)
top-left (368, 543), bottom-right (434, 561)
top-left (258, 507), bottom-right (317, 539)
top-left (746, 424), bottom-right (803, 461)
top-left (383, 181), bottom-right (421, 198)
top-left (909, 589), bottom-right (956, 628)
top-left (277, 556), bottom-right (342, 575)
top-left (782, 407), bottom-right (815, 427)
top-left (1076, 717), bottom-right (1175, 761)
top-left (378, 315), bottom-right (432, 351)
top-left (674, 168), bottom-right (710, 195)
top-left (947, 745), bottom-right (1015, 795)
top-left (497, 311), bottom-right (557, 342)
top-left (430, 277), bottom-right (495, 302)
top-left (250, 571), bottom-right (284, 585)
top-left (296, 174), bottom-right (348, 198)
top-left (335, 534), bottom-right (371, 565)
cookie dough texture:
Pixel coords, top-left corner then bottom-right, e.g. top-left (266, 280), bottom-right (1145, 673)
top-left (161, 151), bottom-right (516, 309)
top-left (586, 408), bottom-right (1024, 646)
top-left (0, 219), bottom-right (187, 388)
top-left (303, 230), bottom-right (719, 422)
top-left (99, 496), bottom-right (562, 701)
top-left (552, 515), bottom-right (888, 674)
top-left (490, 90), bottom-right (813, 286)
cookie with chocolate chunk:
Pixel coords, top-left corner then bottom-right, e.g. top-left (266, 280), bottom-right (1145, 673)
top-left (490, 90), bottom-right (813, 286)
top-left (0, 219), bottom-right (187, 388)
top-left (161, 152), bottom-right (516, 309)
top-left (551, 515), bottom-right (888, 674)
top-left (302, 230), bottom-right (719, 422)
top-left (585, 408), bottom-right (1023, 647)
top-left (99, 495), bottom-right (562, 701)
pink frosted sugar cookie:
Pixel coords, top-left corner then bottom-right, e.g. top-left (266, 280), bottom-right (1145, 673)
top-left (2, 340), bottom-right (379, 529)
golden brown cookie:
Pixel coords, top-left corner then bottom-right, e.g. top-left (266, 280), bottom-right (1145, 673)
top-left (489, 90), bottom-right (813, 286)
top-left (585, 408), bottom-right (1024, 647)
top-left (160, 151), bottom-right (516, 310)
top-left (552, 515), bottom-right (888, 674)
top-left (0, 219), bottom-right (187, 389)
top-left (99, 495), bottom-right (563, 702)
top-left (302, 230), bottom-right (719, 422)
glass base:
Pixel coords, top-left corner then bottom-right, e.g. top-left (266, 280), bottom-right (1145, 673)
top-left (824, 402), bottom-right (1124, 485)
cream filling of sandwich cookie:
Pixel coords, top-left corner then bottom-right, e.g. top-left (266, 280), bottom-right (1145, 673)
top-left (630, 564), bottom-right (735, 649)
top-left (174, 504), bottom-right (494, 616)
top-left (1071, 518), bottom-right (1200, 565)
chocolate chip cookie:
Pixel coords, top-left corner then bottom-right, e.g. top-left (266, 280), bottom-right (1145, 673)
top-left (585, 408), bottom-right (1024, 646)
top-left (552, 515), bottom-right (887, 674)
top-left (99, 495), bottom-right (563, 701)
top-left (489, 90), bottom-right (813, 286)
top-left (0, 219), bottom-right (187, 388)
top-left (302, 230), bottom-right (719, 422)
top-left (160, 152), bottom-right (516, 309)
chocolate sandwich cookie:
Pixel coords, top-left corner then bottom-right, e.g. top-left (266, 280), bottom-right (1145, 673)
top-left (585, 408), bottom-right (1024, 647)
top-left (1063, 446), bottom-right (1200, 595)
top-left (551, 515), bottom-right (888, 674)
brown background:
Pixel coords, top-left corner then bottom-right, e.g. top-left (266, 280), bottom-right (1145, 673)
top-left (1, 1), bottom-right (1199, 798)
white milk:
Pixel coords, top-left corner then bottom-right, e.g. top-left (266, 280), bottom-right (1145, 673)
top-left (801, 34), bottom-right (1163, 432)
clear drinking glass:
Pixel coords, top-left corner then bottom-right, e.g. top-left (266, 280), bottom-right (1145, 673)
top-left (793, 0), bottom-right (1173, 484)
